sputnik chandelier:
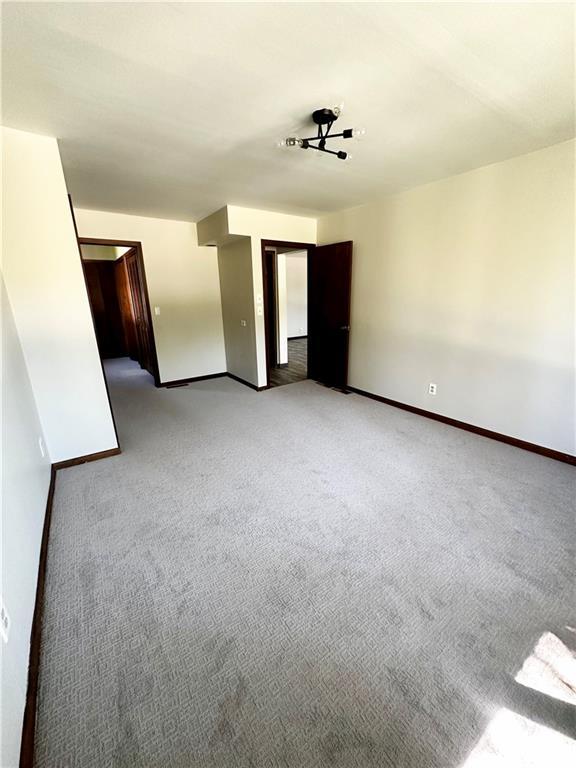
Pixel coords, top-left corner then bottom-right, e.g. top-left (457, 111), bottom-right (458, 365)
top-left (279, 106), bottom-right (365, 161)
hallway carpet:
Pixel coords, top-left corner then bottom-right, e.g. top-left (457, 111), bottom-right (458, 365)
top-left (36, 359), bottom-right (575, 767)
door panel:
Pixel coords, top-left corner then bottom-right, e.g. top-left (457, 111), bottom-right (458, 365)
top-left (82, 260), bottom-right (126, 358)
top-left (263, 249), bottom-right (278, 373)
top-left (308, 241), bottom-right (352, 389)
top-left (114, 256), bottom-right (138, 360)
top-left (125, 250), bottom-right (154, 375)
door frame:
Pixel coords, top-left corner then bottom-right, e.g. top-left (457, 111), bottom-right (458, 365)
top-left (77, 237), bottom-right (161, 387)
top-left (260, 239), bottom-right (315, 388)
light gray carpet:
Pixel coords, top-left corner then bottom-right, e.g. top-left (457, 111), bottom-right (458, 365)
top-left (36, 358), bottom-right (575, 767)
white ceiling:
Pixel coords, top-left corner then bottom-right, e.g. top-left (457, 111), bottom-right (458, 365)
top-left (3, 2), bottom-right (574, 222)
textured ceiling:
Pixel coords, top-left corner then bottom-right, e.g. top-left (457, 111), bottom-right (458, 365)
top-left (3, 2), bottom-right (574, 221)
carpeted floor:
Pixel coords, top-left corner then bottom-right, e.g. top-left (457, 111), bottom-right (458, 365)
top-left (35, 358), bottom-right (575, 767)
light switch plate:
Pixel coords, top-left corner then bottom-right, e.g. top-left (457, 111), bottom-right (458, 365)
top-left (154, 306), bottom-right (161, 316)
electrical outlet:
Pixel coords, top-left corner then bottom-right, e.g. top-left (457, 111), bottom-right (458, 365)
top-left (428, 383), bottom-right (437, 396)
top-left (154, 306), bottom-right (161, 316)
top-left (240, 319), bottom-right (247, 327)
top-left (0, 597), bottom-right (10, 643)
top-left (38, 436), bottom-right (46, 458)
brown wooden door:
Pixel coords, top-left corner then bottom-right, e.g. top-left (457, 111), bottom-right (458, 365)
top-left (308, 241), bottom-right (353, 390)
top-left (82, 260), bottom-right (126, 358)
top-left (263, 249), bottom-right (278, 373)
top-left (125, 250), bottom-right (154, 375)
top-left (114, 256), bottom-right (138, 360)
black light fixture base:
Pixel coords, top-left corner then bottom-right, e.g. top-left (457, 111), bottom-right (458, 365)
top-left (312, 108), bottom-right (340, 125)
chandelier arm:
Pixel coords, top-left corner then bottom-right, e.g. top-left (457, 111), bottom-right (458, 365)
top-left (306, 143), bottom-right (341, 157)
top-left (301, 131), bottom-right (349, 142)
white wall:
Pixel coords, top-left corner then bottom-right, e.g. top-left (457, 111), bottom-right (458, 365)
top-left (2, 127), bottom-right (118, 462)
top-left (217, 238), bottom-right (259, 385)
top-left (80, 244), bottom-right (130, 261)
top-left (276, 253), bottom-right (288, 365)
top-left (1, 280), bottom-right (52, 768)
top-left (226, 205), bottom-right (317, 244)
top-left (286, 251), bottom-right (308, 338)
top-left (318, 140), bottom-right (575, 455)
top-left (74, 209), bottom-right (226, 383)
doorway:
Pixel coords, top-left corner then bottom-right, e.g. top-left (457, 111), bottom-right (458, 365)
top-left (261, 239), bottom-right (353, 390)
top-left (262, 243), bottom-right (309, 388)
top-left (79, 239), bottom-right (160, 386)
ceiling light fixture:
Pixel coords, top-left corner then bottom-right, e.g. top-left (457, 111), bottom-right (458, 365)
top-left (279, 106), bottom-right (365, 161)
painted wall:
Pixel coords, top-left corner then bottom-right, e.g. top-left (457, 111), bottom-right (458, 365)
top-left (196, 207), bottom-right (229, 247)
top-left (74, 209), bottom-right (226, 383)
top-left (276, 253), bottom-right (288, 365)
top-left (217, 238), bottom-right (259, 385)
top-left (80, 244), bottom-right (131, 261)
top-left (226, 205), bottom-right (317, 244)
top-left (2, 127), bottom-right (118, 462)
top-left (318, 139), bottom-right (575, 454)
top-left (286, 251), bottom-right (308, 338)
top-left (1, 280), bottom-right (52, 768)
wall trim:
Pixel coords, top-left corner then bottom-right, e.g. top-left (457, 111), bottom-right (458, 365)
top-left (159, 372), bottom-right (227, 388)
top-left (52, 447), bottom-right (121, 470)
top-left (227, 373), bottom-right (267, 391)
top-left (19, 468), bottom-right (56, 768)
top-left (20, 443), bottom-right (122, 765)
top-left (348, 386), bottom-right (576, 466)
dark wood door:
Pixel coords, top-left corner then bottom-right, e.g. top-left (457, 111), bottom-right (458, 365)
top-left (263, 249), bottom-right (277, 373)
top-left (82, 260), bottom-right (126, 358)
top-left (125, 249), bottom-right (154, 375)
top-left (308, 241), bottom-right (353, 389)
top-left (114, 256), bottom-right (138, 360)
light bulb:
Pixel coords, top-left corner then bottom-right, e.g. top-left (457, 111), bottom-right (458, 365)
top-left (333, 102), bottom-right (344, 117)
top-left (353, 127), bottom-right (366, 139)
top-left (277, 139), bottom-right (287, 148)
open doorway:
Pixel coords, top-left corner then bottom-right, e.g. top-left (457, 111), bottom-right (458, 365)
top-left (262, 243), bottom-right (309, 388)
top-left (262, 238), bottom-right (353, 391)
top-left (79, 239), bottom-right (160, 386)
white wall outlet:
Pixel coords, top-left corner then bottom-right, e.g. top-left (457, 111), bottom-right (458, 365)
top-left (256, 295), bottom-right (263, 305)
top-left (257, 306), bottom-right (263, 316)
top-left (154, 306), bottom-right (161, 316)
top-left (38, 436), bottom-right (46, 458)
top-left (240, 319), bottom-right (247, 327)
top-left (428, 382), bottom-right (437, 396)
top-left (0, 597), bottom-right (10, 643)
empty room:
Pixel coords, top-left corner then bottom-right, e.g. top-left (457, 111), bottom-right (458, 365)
top-left (2, 3), bottom-right (575, 767)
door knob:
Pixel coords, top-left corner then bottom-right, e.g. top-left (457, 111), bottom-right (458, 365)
top-left (340, 325), bottom-right (350, 331)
